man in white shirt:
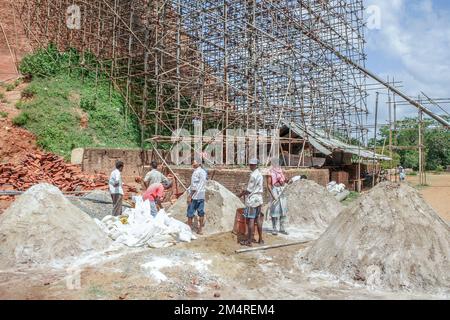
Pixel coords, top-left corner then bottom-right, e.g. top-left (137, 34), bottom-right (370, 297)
top-left (239, 158), bottom-right (264, 246)
top-left (109, 160), bottom-right (124, 216)
top-left (186, 160), bottom-right (208, 235)
top-left (143, 161), bottom-right (169, 188)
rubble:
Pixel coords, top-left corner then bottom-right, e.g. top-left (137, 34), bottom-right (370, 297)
top-left (0, 184), bottom-right (112, 269)
top-left (299, 182), bottom-right (450, 293)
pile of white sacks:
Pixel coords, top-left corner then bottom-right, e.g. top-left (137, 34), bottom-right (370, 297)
top-left (95, 196), bottom-right (196, 248)
top-left (327, 182), bottom-right (350, 202)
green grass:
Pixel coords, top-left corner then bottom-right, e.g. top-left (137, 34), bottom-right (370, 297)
top-left (5, 83), bottom-right (15, 91)
top-left (0, 111), bottom-right (8, 118)
top-left (0, 92), bottom-right (4, 100)
top-left (14, 75), bottom-right (140, 160)
top-left (342, 191), bottom-right (360, 206)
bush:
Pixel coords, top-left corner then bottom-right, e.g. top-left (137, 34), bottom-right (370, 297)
top-left (0, 92), bottom-right (4, 100)
top-left (435, 165), bottom-right (444, 173)
top-left (5, 83), bottom-right (15, 91)
top-left (0, 111), bottom-right (8, 118)
top-left (15, 101), bottom-right (24, 109)
top-left (21, 86), bottom-right (37, 99)
top-left (12, 112), bottom-right (29, 126)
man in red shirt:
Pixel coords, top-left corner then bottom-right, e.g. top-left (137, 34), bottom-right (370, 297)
top-left (143, 180), bottom-right (172, 217)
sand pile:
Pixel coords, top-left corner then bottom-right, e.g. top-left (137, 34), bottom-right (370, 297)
top-left (167, 180), bottom-right (244, 235)
top-left (299, 182), bottom-right (450, 292)
top-left (283, 179), bottom-right (343, 237)
top-left (0, 184), bottom-right (111, 269)
top-left (70, 190), bottom-right (116, 220)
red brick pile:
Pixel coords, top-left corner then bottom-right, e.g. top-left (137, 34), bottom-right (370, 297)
top-left (0, 152), bottom-right (137, 194)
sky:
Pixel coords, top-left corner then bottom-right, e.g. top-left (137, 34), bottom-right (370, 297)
top-left (363, 0), bottom-right (450, 125)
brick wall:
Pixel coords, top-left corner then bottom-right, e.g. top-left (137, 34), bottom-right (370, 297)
top-left (80, 148), bottom-right (170, 183)
top-left (171, 166), bottom-right (329, 198)
top-left (78, 147), bottom-right (329, 192)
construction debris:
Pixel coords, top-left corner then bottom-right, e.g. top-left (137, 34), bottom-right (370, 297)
top-left (96, 197), bottom-right (196, 248)
top-left (327, 181), bottom-right (351, 202)
top-left (0, 184), bottom-right (112, 269)
top-left (299, 182), bottom-right (450, 293)
top-left (283, 179), bottom-right (343, 239)
top-left (167, 180), bottom-right (244, 235)
top-left (0, 151), bottom-right (137, 194)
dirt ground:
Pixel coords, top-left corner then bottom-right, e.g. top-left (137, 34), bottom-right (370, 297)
top-left (0, 229), bottom-right (448, 300)
top-left (406, 173), bottom-right (450, 222)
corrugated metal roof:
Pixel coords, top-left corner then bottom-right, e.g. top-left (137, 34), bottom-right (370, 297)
top-left (282, 120), bottom-right (392, 161)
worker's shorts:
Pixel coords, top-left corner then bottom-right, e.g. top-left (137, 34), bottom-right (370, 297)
top-left (187, 199), bottom-right (205, 218)
top-left (244, 206), bottom-right (262, 219)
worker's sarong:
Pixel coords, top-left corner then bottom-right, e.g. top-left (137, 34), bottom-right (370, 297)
top-left (111, 193), bottom-right (123, 216)
top-left (269, 186), bottom-right (287, 219)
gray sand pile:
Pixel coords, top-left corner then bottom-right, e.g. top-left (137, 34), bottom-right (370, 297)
top-left (70, 190), bottom-right (115, 220)
top-left (283, 179), bottom-right (343, 237)
top-left (0, 184), bottom-right (111, 269)
top-left (167, 180), bottom-right (244, 235)
top-left (299, 182), bottom-right (450, 292)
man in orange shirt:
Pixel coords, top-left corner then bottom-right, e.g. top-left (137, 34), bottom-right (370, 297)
top-left (143, 180), bottom-right (172, 217)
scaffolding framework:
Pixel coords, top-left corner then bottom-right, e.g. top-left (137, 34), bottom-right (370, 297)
top-left (15, 0), bottom-right (369, 147)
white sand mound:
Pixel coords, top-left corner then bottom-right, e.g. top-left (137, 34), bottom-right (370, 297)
top-left (283, 179), bottom-right (343, 237)
top-left (299, 182), bottom-right (450, 292)
top-left (167, 180), bottom-right (244, 235)
top-left (0, 184), bottom-right (111, 269)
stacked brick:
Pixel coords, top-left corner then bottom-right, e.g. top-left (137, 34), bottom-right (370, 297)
top-left (0, 152), bottom-right (137, 194)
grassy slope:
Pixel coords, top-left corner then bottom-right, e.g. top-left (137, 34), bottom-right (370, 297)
top-left (13, 73), bottom-right (140, 159)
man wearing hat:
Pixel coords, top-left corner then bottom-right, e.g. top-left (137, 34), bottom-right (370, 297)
top-left (239, 158), bottom-right (264, 246)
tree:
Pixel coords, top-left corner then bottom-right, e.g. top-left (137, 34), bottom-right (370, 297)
top-left (375, 116), bottom-right (449, 171)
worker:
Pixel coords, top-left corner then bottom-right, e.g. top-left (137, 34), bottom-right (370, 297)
top-left (398, 165), bottom-right (406, 182)
top-left (239, 158), bottom-right (264, 247)
top-left (186, 160), bottom-right (207, 235)
top-left (143, 160), bottom-right (169, 189)
top-left (268, 158), bottom-right (289, 235)
top-left (109, 160), bottom-right (124, 216)
top-left (143, 180), bottom-right (173, 217)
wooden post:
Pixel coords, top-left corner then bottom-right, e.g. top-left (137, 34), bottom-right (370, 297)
top-left (372, 92), bottom-right (379, 187)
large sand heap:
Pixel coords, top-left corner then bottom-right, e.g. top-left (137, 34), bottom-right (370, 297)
top-left (283, 179), bottom-right (343, 237)
top-left (168, 180), bottom-right (244, 235)
top-left (299, 182), bottom-right (450, 292)
top-left (0, 184), bottom-right (111, 269)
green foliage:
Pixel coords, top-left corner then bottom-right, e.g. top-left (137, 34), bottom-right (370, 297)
top-left (5, 84), bottom-right (15, 91)
top-left (0, 111), bottom-right (8, 118)
top-left (0, 92), bottom-right (4, 100)
top-left (15, 101), bottom-right (24, 109)
top-left (375, 116), bottom-right (450, 171)
top-left (15, 46), bottom-right (141, 159)
top-left (21, 86), bottom-right (36, 99)
top-left (12, 112), bottom-right (29, 126)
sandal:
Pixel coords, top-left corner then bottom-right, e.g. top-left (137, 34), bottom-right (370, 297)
top-left (240, 240), bottom-right (252, 247)
top-left (258, 239), bottom-right (265, 245)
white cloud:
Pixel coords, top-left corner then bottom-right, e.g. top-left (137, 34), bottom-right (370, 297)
top-left (365, 0), bottom-right (450, 122)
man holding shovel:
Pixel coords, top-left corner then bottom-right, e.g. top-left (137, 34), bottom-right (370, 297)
top-left (239, 159), bottom-right (264, 246)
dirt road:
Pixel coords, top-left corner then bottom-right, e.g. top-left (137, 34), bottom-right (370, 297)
top-left (407, 174), bottom-right (450, 222)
